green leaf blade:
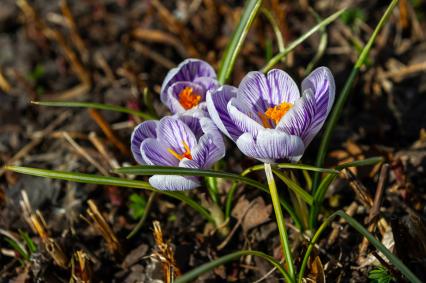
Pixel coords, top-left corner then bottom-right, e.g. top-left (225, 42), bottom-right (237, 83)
top-left (32, 101), bottom-right (155, 120)
top-left (218, 0), bottom-right (263, 83)
top-left (4, 166), bottom-right (214, 223)
top-left (115, 165), bottom-right (266, 190)
top-left (262, 8), bottom-right (345, 72)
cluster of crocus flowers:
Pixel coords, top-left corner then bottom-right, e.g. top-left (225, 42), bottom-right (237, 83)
top-left (131, 58), bottom-right (335, 190)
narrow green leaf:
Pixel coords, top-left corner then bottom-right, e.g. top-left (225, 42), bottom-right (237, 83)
top-left (19, 230), bottom-right (37, 254)
top-left (313, 0), bottom-right (398, 189)
top-left (299, 210), bottom-right (421, 283)
top-left (335, 156), bottom-right (383, 170)
top-left (175, 250), bottom-right (291, 283)
top-left (32, 101), bottom-right (156, 120)
top-left (308, 174), bottom-right (337, 228)
top-left (4, 166), bottom-right (213, 223)
top-left (115, 165), bottom-right (266, 191)
top-left (4, 238), bottom-right (29, 261)
top-left (272, 169), bottom-right (313, 205)
top-left (217, 0), bottom-right (263, 83)
top-left (241, 163), bottom-right (339, 176)
top-left (305, 8), bottom-right (328, 74)
top-left (261, 8), bottom-right (345, 72)
top-left (265, 164), bottom-right (296, 281)
top-left (261, 8), bottom-right (285, 54)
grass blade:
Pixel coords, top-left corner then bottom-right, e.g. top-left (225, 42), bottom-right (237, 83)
top-left (115, 165), bottom-right (266, 191)
top-left (335, 156), bottom-right (384, 170)
top-left (299, 210), bottom-right (421, 283)
top-left (217, 0), bottom-right (263, 83)
top-left (261, 8), bottom-right (285, 54)
top-left (4, 166), bottom-right (213, 223)
top-left (272, 169), bottom-right (313, 205)
top-left (265, 164), bottom-right (296, 281)
top-left (175, 250), bottom-right (291, 283)
top-left (241, 163), bottom-right (339, 176)
top-left (19, 230), bottom-right (37, 254)
top-left (313, 0), bottom-right (398, 189)
top-left (261, 8), bottom-right (345, 72)
top-left (32, 101), bottom-right (156, 120)
top-left (4, 238), bottom-right (29, 261)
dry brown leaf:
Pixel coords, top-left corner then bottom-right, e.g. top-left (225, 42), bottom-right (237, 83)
top-left (231, 196), bottom-right (272, 232)
top-left (308, 256), bottom-right (325, 283)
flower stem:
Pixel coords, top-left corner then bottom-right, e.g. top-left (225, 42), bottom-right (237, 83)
top-left (264, 163), bottom-right (296, 282)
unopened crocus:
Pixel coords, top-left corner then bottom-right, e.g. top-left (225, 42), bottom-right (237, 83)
top-left (131, 116), bottom-right (225, 190)
top-left (206, 67), bottom-right (335, 163)
top-left (161, 58), bottom-right (219, 115)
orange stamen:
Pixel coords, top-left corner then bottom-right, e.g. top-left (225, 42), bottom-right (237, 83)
top-left (258, 102), bottom-right (293, 128)
top-left (258, 112), bottom-right (272, 128)
top-left (264, 102), bottom-right (293, 125)
top-left (167, 141), bottom-right (193, 160)
top-left (178, 87), bottom-right (201, 110)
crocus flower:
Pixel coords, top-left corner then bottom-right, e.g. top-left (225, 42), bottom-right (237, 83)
top-left (130, 115), bottom-right (225, 190)
top-left (206, 67), bottom-right (335, 163)
top-left (160, 58), bottom-right (219, 115)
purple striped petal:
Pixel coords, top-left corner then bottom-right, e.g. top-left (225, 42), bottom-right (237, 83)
top-left (236, 130), bottom-right (305, 163)
top-left (131, 120), bottom-right (159, 164)
top-left (149, 175), bottom-right (201, 191)
top-left (194, 76), bottom-right (219, 92)
top-left (140, 138), bottom-right (178, 166)
top-left (237, 70), bottom-right (300, 113)
top-left (206, 85), bottom-right (242, 141)
top-left (178, 114), bottom-right (204, 139)
top-left (276, 90), bottom-right (316, 143)
top-left (278, 67), bottom-right (335, 146)
top-left (228, 97), bottom-right (263, 136)
top-left (302, 67), bottom-right (335, 117)
top-left (157, 117), bottom-right (197, 154)
top-left (161, 59), bottom-right (216, 103)
top-left (192, 132), bottom-right (225, 168)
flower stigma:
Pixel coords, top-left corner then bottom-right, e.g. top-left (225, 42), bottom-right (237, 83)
top-left (178, 87), bottom-right (201, 110)
top-left (258, 102), bottom-right (293, 128)
top-left (167, 141), bottom-right (193, 160)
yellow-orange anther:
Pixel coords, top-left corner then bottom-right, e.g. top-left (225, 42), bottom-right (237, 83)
top-left (258, 102), bottom-right (293, 128)
top-left (167, 141), bottom-right (193, 160)
top-left (264, 102), bottom-right (293, 125)
top-left (178, 87), bottom-right (201, 110)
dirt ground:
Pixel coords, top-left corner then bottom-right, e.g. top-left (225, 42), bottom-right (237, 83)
top-left (1, 0), bottom-right (426, 282)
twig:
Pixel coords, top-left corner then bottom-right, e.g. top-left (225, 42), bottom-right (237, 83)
top-left (150, 0), bottom-right (199, 57)
top-left (87, 109), bottom-right (131, 156)
top-left (60, 0), bottom-right (88, 62)
top-left (358, 164), bottom-right (389, 263)
top-left (131, 42), bottom-right (176, 69)
top-left (62, 131), bottom-right (109, 176)
top-left (131, 28), bottom-right (188, 57)
top-left (217, 200), bottom-right (257, 251)
top-left (341, 169), bottom-right (374, 208)
top-left (379, 61), bottom-right (426, 80)
top-left (88, 132), bottom-right (120, 171)
top-left (0, 68), bottom-right (11, 93)
top-left (251, 259), bottom-right (285, 283)
top-left (85, 200), bottom-right (121, 254)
